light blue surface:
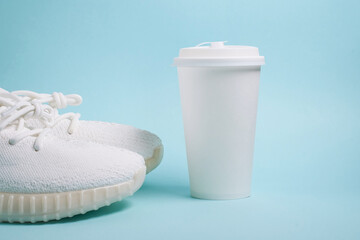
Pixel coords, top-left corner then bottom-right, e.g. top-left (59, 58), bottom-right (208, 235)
top-left (0, 0), bottom-right (359, 239)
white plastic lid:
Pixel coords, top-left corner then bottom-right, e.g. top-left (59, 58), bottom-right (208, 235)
top-left (173, 41), bottom-right (265, 67)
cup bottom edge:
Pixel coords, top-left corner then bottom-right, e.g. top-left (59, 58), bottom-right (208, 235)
top-left (190, 191), bottom-right (250, 200)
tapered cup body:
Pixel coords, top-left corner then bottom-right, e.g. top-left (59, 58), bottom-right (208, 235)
top-left (177, 66), bottom-right (261, 199)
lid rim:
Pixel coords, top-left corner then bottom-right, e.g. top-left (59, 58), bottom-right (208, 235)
top-left (174, 56), bottom-right (265, 67)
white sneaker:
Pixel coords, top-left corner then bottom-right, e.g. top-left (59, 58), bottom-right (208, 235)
top-left (11, 90), bottom-right (164, 174)
top-left (0, 91), bottom-right (146, 223)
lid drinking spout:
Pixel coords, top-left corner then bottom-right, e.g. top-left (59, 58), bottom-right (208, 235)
top-left (196, 41), bottom-right (227, 48)
top-left (210, 41), bottom-right (225, 48)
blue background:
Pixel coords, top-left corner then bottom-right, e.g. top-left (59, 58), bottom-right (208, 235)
top-left (0, 0), bottom-right (359, 239)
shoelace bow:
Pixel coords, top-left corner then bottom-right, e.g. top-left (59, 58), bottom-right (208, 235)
top-left (0, 91), bottom-right (81, 151)
top-left (12, 90), bottom-right (82, 134)
top-left (12, 90), bottom-right (82, 109)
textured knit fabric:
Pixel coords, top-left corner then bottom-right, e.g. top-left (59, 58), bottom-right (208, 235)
top-left (6, 88), bottom-right (162, 160)
top-left (28, 119), bottom-right (162, 160)
top-left (0, 126), bottom-right (145, 194)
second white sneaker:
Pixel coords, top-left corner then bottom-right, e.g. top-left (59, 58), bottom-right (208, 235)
top-left (11, 89), bottom-right (164, 173)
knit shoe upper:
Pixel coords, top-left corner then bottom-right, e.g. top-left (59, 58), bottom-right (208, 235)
top-left (11, 89), bottom-right (163, 170)
top-left (0, 129), bottom-right (145, 194)
top-left (0, 90), bottom-right (145, 194)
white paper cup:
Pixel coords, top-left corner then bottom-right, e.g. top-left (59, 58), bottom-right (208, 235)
top-left (174, 42), bottom-right (265, 200)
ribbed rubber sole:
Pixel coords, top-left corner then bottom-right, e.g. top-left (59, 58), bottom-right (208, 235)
top-left (0, 166), bottom-right (146, 223)
top-left (145, 145), bottom-right (164, 174)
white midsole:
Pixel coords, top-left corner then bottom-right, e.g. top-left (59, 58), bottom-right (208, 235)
top-left (145, 145), bottom-right (164, 174)
top-left (0, 166), bottom-right (146, 223)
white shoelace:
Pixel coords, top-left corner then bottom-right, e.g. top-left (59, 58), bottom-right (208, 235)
top-left (12, 90), bottom-right (82, 109)
top-left (0, 90), bottom-right (82, 151)
top-left (12, 90), bottom-right (82, 133)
